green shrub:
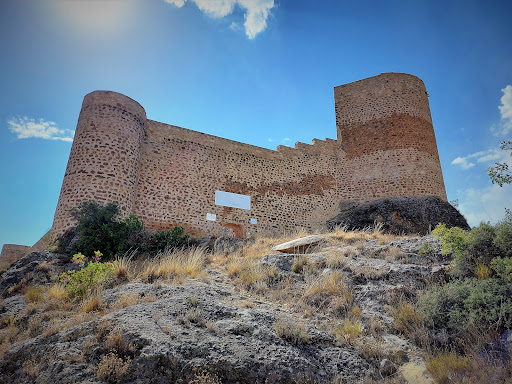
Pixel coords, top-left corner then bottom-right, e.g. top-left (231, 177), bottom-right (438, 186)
top-left (432, 223), bottom-right (468, 258)
top-left (466, 223), bottom-right (502, 265)
top-left (418, 243), bottom-right (435, 258)
top-left (146, 227), bottom-right (190, 255)
top-left (71, 201), bottom-right (139, 259)
top-left (71, 201), bottom-right (190, 259)
top-left (60, 251), bottom-right (116, 298)
top-left (490, 257), bottom-right (512, 281)
top-left (495, 215), bottom-right (512, 257)
top-left (417, 278), bottom-right (512, 339)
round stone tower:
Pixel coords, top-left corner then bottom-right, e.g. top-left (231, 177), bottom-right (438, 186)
top-left (51, 91), bottom-right (146, 239)
top-left (334, 73), bottom-right (447, 201)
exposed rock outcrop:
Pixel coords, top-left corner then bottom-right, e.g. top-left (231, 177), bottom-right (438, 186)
top-left (327, 195), bottom-right (470, 235)
top-left (271, 235), bottom-right (324, 254)
top-left (0, 251), bottom-right (71, 298)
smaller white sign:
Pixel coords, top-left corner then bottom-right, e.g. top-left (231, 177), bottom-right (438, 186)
top-left (250, 218), bottom-right (257, 225)
top-left (206, 213), bottom-right (217, 221)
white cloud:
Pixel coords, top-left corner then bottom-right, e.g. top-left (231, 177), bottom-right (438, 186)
top-left (492, 85), bottom-right (512, 136)
top-left (451, 156), bottom-right (475, 169)
top-left (7, 117), bottom-right (74, 142)
top-left (457, 183), bottom-right (512, 226)
top-left (165, 0), bottom-right (186, 7)
top-left (281, 137), bottom-right (290, 142)
top-left (239, 0), bottom-right (274, 39)
top-left (164, 0), bottom-right (275, 39)
top-left (451, 147), bottom-right (510, 170)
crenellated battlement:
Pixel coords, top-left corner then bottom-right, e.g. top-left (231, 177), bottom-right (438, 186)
top-left (51, 73), bottom-right (447, 239)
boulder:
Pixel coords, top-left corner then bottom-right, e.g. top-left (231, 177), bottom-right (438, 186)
top-left (214, 237), bottom-right (249, 255)
top-left (0, 251), bottom-right (72, 298)
top-left (271, 235), bottom-right (324, 254)
top-left (327, 196), bottom-right (469, 235)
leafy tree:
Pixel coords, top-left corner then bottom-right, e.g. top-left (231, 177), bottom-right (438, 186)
top-left (487, 140), bottom-right (512, 186)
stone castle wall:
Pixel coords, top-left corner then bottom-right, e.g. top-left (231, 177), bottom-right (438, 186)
top-left (51, 73), bottom-right (447, 239)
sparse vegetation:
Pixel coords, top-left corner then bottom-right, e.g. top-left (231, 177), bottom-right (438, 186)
top-left (97, 352), bottom-right (131, 384)
top-left (3, 218), bottom-right (512, 383)
top-left (60, 251), bottom-right (116, 298)
top-left (333, 319), bottom-right (362, 343)
top-left (274, 317), bottom-right (312, 345)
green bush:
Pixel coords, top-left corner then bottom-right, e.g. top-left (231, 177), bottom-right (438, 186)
top-left (71, 201), bottom-right (140, 259)
top-left (432, 223), bottom-right (468, 258)
top-left (490, 257), bottom-right (512, 281)
top-left (70, 201), bottom-right (190, 259)
top-left (60, 251), bottom-right (116, 298)
top-left (147, 227), bottom-right (190, 255)
top-left (417, 278), bottom-right (512, 339)
top-left (495, 215), bottom-right (512, 257)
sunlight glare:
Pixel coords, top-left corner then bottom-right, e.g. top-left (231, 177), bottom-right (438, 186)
top-left (55, 0), bottom-right (133, 35)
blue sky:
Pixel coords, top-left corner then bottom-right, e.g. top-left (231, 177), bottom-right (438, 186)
top-left (1, 0), bottom-right (511, 250)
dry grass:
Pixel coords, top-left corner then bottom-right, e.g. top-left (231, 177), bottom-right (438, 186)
top-left (332, 319), bottom-right (362, 343)
top-left (325, 224), bottom-right (404, 247)
top-left (303, 271), bottom-right (352, 314)
top-left (24, 285), bottom-right (45, 303)
top-left (22, 359), bottom-right (41, 378)
top-left (112, 292), bottom-right (140, 310)
top-left (291, 256), bottom-right (309, 273)
top-left (105, 327), bottom-right (134, 357)
top-left (81, 292), bottom-right (104, 313)
top-left (274, 317), bottom-right (312, 345)
top-left (141, 247), bottom-right (206, 282)
top-left (237, 264), bottom-right (279, 292)
top-left (426, 352), bottom-right (470, 384)
top-left (48, 283), bottom-right (68, 301)
top-left (389, 301), bottom-right (422, 336)
top-left (189, 368), bottom-right (222, 384)
top-left (114, 253), bottom-right (134, 281)
top-left (97, 352), bottom-right (131, 383)
top-left (381, 246), bottom-right (409, 262)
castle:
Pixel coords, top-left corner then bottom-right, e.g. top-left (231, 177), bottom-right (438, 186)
top-left (51, 73), bottom-right (447, 239)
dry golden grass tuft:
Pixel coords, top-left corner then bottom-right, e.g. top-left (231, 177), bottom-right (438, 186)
top-left (389, 301), bottom-right (422, 336)
top-left (291, 256), bottom-right (309, 273)
top-left (112, 292), bottom-right (140, 310)
top-left (426, 351), bottom-right (470, 384)
top-left (48, 283), bottom-right (68, 301)
top-left (97, 352), bottom-right (131, 383)
top-left (37, 262), bottom-right (50, 272)
top-left (24, 285), bottom-right (45, 304)
top-left (141, 247), bottom-right (206, 282)
top-left (114, 254), bottom-right (134, 281)
top-left (81, 292), bottom-right (104, 313)
top-left (303, 271), bottom-right (352, 314)
top-left (105, 327), bottom-right (134, 357)
top-left (274, 317), bottom-right (312, 345)
top-left (381, 246), bottom-right (409, 262)
top-left (332, 319), bottom-right (362, 343)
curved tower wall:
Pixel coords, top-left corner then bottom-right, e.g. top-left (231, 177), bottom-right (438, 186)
top-left (51, 91), bottom-right (146, 238)
top-left (334, 73), bottom-right (447, 202)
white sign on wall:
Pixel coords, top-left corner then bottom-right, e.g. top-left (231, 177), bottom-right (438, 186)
top-left (206, 213), bottom-right (217, 221)
top-left (215, 190), bottom-right (251, 210)
top-left (250, 218), bottom-right (257, 224)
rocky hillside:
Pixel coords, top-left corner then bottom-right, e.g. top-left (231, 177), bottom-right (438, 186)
top-left (0, 229), bottom-right (491, 383)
